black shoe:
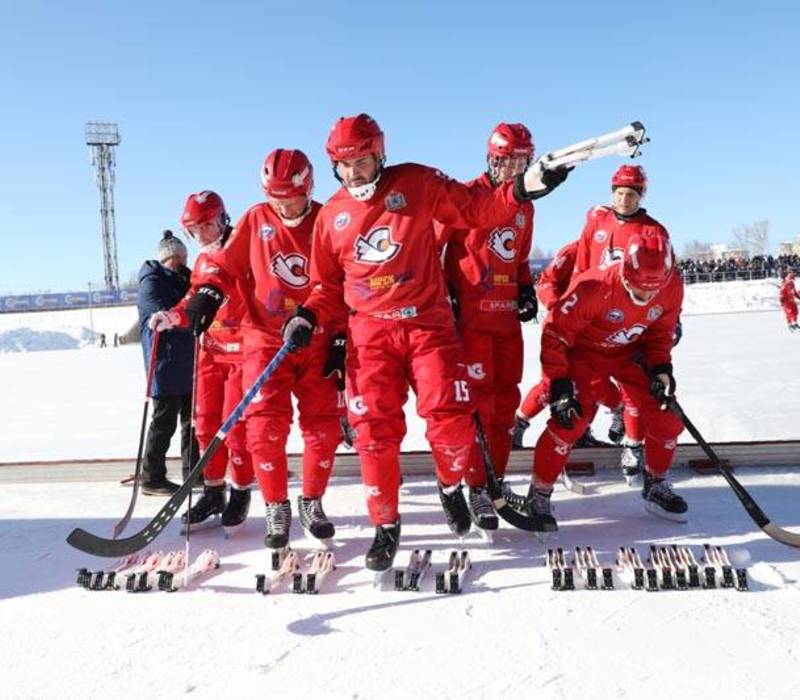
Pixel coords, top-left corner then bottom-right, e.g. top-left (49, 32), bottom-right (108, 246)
top-left (498, 478), bottom-right (528, 511)
top-left (297, 496), bottom-right (335, 540)
top-left (437, 482), bottom-right (471, 536)
top-left (526, 485), bottom-right (558, 532)
top-left (608, 407), bottom-right (625, 444)
top-left (575, 428), bottom-right (608, 448)
top-left (181, 484), bottom-right (226, 525)
top-left (511, 414), bottom-right (530, 450)
top-left (467, 487), bottom-right (499, 530)
top-left (264, 500), bottom-right (292, 549)
top-left (141, 478), bottom-right (180, 496)
top-left (365, 520), bottom-right (401, 572)
top-left (642, 471), bottom-right (688, 522)
top-left (221, 486), bottom-right (251, 529)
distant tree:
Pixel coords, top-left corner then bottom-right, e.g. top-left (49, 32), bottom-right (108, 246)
top-left (682, 240), bottom-right (713, 258)
top-left (731, 220), bottom-right (770, 256)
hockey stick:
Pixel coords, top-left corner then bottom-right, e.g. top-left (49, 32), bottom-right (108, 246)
top-left (472, 412), bottom-right (542, 532)
top-left (112, 330), bottom-right (161, 538)
top-left (183, 334), bottom-right (201, 587)
top-left (67, 340), bottom-right (295, 557)
top-left (637, 362), bottom-right (800, 548)
top-left (539, 121), bottom-right (648, 170)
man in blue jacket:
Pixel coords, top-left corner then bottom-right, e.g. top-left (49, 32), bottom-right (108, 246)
top-left (137, 231), bottom-right (198, 495)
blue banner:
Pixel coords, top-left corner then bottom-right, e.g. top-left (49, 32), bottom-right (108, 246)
top-left (1, 288), bottom-right (138, 314)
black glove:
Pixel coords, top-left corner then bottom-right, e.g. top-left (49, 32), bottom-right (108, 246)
top-left (549, 377), bottom-right (583, 430)
top-left (340, 414), bottom-right (356, 449)
top-left (672, 317), bottom-right (683, 347)
top-left (517, 284), bottom-right (538, 322)
top-left (540, 165), bottom-right (572, 190)
top-left (323, 333), bottom-right (347, 390)
top-left (281, 305), bottom-right (317, 350)
top-left (649, 363), bottom-right (676, 407)
top-left (185, 285), bottom-right (224, 336)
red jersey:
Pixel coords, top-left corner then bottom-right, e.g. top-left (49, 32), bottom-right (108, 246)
top-left (535, 240), bottom-right (579, 310)
top-left (540, 265), bottom-right (683, 381)
top-left (176, 233), bottom-right (250, 362)
top-left (304, 163), bottom-right (525, 326)
top-left (192, 200), bottom-right (345, 347)
top-left (573, 206), bottom-right (669, 276)
top-left (441, 172), bottom-right (533, 333)
top-left (779, 278), bottom-right (799, 305)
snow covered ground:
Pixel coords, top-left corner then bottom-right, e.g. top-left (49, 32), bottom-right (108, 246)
top-left (0, 280), bottom-right (799, 698)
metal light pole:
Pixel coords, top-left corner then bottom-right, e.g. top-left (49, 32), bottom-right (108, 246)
top-left (88, 282), bottom-right (95, 343)
top-left (86, 121), bottom-right (121, 290)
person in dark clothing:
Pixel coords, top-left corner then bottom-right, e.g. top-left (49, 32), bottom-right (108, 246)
top-left (137, 230), bottom-right (199, 496)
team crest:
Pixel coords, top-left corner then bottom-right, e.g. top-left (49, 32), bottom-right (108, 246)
top-left (354, 226), bottom-right (401, 264)
top-left (647, 305), bottom-right (664, 321)
top-left (349, 395), bottom-right (368, 416)
top-left (385, 191), bottom-right (407, 212)
top-left (270, 252), bottom-right (309, 288)
top-left (607, 324), bottom-right (647, 345)
top-left (259, 224), bottom-right (276, 241)
top-left (334, 211), bottom-right (351, 231)
top-left (515, 212), bottom-right (526, 228)
top-left (606, 308), bottom-right (625, 323)
top-left (594, 229), bottom-right (608, 243)
top-left (488, 227), bottom-right (516, 262)
top-left (598, 246), bottom-right (624, 270)
top-left (467, 363), bottom-right (486, 380)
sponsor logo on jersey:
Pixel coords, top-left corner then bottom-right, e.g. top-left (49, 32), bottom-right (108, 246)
top-left (370, 305), bottom-right (418, 321)
top-left (467, 363), bottom-right (485, 380)
top-left (647, 305), bottom-right (663, 321)
top-left (370, 274), bottom-right (397, 290)
top-left (493, 273), bottom-right (513, 285)
top-left (258, 461), bottom-right (274, 472)
top-left (606, 308), bottom-right (625, 323)
top-left (354, 226), bottom-right (401, 264)
top-left (385, 191), bottom-right (406, 211)
top-left (349, 395), bottom-right (368, 416)
top-left (479, 299), bottom-right (516, 312)
top-left (334, 211), bottom-right (351, 231)
top-left (270, 252), bottom-right (309, 288)
top-left (598, 246), bottom-right (624, 270)
top-left (199, 261), bottom-right (219, 275)
top-left (259, 224), bottom-right (276, 241)
top-left (594, 229), bottom-right (608, 243)
top-left (364, 485), bottom-right (381, 498)
top-left (607, 323), bottom-right (647, 345)
top-left (488, 227), bottom-right (517, 262)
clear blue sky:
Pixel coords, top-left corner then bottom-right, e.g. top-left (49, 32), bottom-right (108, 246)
top-left (1, 1), bottom-right (798, 294)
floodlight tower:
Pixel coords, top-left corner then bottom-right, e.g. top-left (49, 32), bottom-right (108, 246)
top-left (86, 121), bottom-right (121, 290)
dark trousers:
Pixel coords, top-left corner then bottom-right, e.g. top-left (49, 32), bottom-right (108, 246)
top-left (142, 394), bottom-right (199, 482)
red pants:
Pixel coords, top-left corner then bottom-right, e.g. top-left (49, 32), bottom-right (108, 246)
top-left (532, 354), bottom-right (683, 486)
top-left (195, 358), bottom-right (253, 488)
top-left (243, 336), bottom-right (341, 504)
top-left (520, 375), bottom-right (622, 420)
top-left (347, 314), bottom-right (474, 525)
top-left (459, 326), bottom-right (522, 483)
top-left (783, 301), bottom-right (798, 325)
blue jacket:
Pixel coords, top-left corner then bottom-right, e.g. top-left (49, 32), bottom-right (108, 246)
top-left (137, 260), bottom-right (195, 397)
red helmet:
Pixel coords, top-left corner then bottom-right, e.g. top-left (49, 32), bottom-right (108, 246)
top-left (261, 149), bottom-right (313, 199)
top-left (325, 113), bottom-right (385, 163)
top-left (180, 190), bottom-right (227, 233)
top-left (622, 227), bottom-right (674, 291)
top-left (787, 272), bottom-right (796, 281)
top-left (612, 165), bottom-right (648, 194)
top-left (487, 122), bottom-right (534, 159)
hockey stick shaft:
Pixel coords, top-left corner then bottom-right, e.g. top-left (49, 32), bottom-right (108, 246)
top-left (112, 330), bottom-right (161, 538)
top-left (67, 340), bottom-right (295, 557)
top-left (184, 334), bottom-right (201, 586)
top-left (543, 122), bottom-right (645, 161)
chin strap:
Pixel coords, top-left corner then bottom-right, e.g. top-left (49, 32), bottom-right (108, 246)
top-left (346, 171), bottom-right (382, 202)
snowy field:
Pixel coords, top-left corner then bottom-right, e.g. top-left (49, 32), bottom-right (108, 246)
top-left (1, 280), bottom-right (799, 699)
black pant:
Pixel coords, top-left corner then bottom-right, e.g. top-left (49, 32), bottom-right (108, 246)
top-left (142, 394), bottom-right (199, 482)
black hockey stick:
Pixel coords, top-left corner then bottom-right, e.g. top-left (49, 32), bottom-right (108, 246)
top-left (639, 361), bottom-right (800, 548)
top-left (473, 413), bottom-right (541, 532)
top-left (112, 330), bottom-right (160, 538)
top-left (67, 340), bottom-right (295, 557)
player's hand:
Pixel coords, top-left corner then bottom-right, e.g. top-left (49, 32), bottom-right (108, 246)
top-left (281, 305), bottom-right (317, 351)
top-left (148, 309), bottom-right (181, 332)
top-left (185, 285), bottom-right (224, 336)
top-left (549, 377), bottom-right (583, 430)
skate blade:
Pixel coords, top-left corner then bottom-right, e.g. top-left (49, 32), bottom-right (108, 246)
top-left (223, 521), bottom-right (246, 539)
top-left (179, 516), bottom-right (221, 536)
top-left (644, 501), bottom-right (689, 523)
top-left (476, 527), bottom-right (496, 544)
top-left (371, 568), bottom-right (395, 591)
top-left (623, 473), bottom-right (643, 488)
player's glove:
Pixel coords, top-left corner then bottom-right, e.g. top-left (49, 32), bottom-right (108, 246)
top-left (281, 305), bottom-right (317, 351)
top-left (649, 363), bottom-right (676, 408)
top-left (185, 285), bottom-right (224, 336)
top-left (323, 333), bottom-right (347, 390)
top-left (549, 377), bottom-right (583, 430)
top-left (517, 284), bottom-right (538, 323)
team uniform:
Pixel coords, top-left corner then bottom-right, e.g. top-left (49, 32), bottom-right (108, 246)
top-left (779, 274), bottom-right (799, 330)
top-left (442, 172), bottom-right (533, 486)
top-left (305, 163), bottom-right (527, 527)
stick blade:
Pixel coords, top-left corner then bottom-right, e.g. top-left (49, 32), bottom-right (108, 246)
top-left (762, 522), bottom-right (800, 548)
